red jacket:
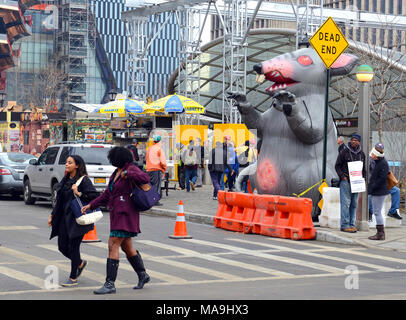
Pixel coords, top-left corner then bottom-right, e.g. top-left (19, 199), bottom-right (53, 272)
top-left (89, 163), bottom-right (150, 233)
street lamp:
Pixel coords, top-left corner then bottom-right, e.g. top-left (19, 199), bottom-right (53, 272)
top-left (108, 88), bottom-right (118, 102)
top-left (356, 64), bottom-right (374, 231)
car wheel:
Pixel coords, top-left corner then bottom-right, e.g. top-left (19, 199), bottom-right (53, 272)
top-left (51, 183), bottom-right (58, 209)
top-left (23, 179), bottom-right (36, 205)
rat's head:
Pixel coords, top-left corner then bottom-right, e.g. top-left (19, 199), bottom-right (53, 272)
top-left (253, 48), bottom-right (358, 97)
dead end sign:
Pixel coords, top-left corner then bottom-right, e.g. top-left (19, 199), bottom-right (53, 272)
top-left (309, 17), bottom-right (349, 69)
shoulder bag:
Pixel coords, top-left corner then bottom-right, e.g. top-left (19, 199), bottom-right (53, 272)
top-left (70, 176), bottom-right (103, 225)
top-left (387, 171), bottom-right (398, 190)
top-left (130, 182), bottom-right (160, 211)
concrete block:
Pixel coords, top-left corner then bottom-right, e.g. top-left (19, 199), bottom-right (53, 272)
top-left (319, 187), bottom-right (341, 229)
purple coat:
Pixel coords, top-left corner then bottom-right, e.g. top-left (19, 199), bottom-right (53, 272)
top-left (89, 163), bottom-right (150, 233)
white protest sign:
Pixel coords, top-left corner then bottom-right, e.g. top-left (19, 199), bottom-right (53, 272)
top-left (348, 161), bottom-right (365, 193)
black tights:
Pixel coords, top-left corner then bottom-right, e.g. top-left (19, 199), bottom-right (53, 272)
top-left (58, 220), bottom-right (84, 279)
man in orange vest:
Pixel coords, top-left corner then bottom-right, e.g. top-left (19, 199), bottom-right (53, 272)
top-left (146, 134), bottom-right (167, 205)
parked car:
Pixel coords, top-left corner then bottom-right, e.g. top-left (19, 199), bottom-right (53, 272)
top-left (0, 152), bottom-right (37, 197)
top-left (23, 143), bottom-right (116, 208)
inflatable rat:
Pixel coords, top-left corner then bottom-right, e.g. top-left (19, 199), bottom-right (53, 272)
top-left (229, 48), bottom-right (358, 215)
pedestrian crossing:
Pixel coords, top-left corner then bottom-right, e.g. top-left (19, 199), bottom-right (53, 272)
top-left (2, 237), bottom-right (406, 296)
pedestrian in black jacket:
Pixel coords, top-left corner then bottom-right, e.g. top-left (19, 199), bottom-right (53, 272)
top-left (368, 144), bottom-right (389, 240)
top-left (48, 155), bottom-right (99, 287)
top-left (334, 133), bottom-right (366, 233)
top-left (208, 141), bottom-right (232, 200)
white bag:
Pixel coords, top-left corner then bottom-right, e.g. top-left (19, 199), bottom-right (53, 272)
top-left (73, 176), bottom-right (103, 225)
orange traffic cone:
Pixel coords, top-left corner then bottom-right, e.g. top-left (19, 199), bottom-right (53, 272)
top-left (83, 225), bottom-right (101, 243)
top-left (169, 200), bottom-right (192, 239)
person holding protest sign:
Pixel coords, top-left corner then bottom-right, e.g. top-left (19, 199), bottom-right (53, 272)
top-left (335, 133), bottom-right (366, 233)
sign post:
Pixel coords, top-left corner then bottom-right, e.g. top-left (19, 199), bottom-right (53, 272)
top-left (309, 17), bottom-right (349, 182)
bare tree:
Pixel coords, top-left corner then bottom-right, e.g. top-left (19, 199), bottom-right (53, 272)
top-left (348, 26), bottom-right (406, 141)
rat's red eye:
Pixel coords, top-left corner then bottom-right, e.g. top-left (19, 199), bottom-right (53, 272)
top-left (297, 55), bottom-right (313, 66)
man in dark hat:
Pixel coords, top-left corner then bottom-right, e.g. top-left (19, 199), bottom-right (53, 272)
top-left (335, 133), bottom-right (366, 233)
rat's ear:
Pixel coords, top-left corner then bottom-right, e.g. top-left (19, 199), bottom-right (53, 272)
top-left (330, 53), bottom-right (359, 76)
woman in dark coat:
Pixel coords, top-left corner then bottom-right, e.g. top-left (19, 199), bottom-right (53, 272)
top-left (48, 155), bottom-right (99, 287)
top-left (81, 146), bottom-right (151, 295)
top-left (368, 144), bottom-right (390, 240)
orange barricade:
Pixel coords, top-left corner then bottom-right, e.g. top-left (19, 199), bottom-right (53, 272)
top-left (252, 196), bottom-right (316, 240)
top-left (214, 191), bottom-right (316, 240)
top-left (213, 191), bottom-right (256, 233)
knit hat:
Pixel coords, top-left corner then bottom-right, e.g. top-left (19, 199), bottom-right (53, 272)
top-left (350, 133), bottom-right (361, 142)
top-left (375, 142), bottom-right (384, 150)
top-left (370, 147), bottom-right (384, 158)
top-left (153, 134), bottom-right (161, 142)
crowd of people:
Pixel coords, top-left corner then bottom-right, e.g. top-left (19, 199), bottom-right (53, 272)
top-left (175, 136), bottom-right (259, 200)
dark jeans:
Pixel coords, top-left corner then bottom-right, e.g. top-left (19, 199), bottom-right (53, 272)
top-left (57, 218), bottom-right (84, 279)
top-left (148, 170), bottom-right (162, 198)
top-left (177, 164), bottom-right (185, 189)
top-left (185, 167), bottom-right (197, 192)
top-left (210, 171), bottom-right (222, 197)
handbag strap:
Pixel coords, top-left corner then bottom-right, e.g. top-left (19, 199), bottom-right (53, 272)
top-left (75, 175), bottom-right (86, 187)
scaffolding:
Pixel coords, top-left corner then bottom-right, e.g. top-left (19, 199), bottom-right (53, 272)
top-left (295, 0), bottom-right (324, 48)
top-left (122, 0), bottom-right (406, 123)
top-left (176, 5), bottom-right (202, 124)
top-left (55, 0), bottom-right (96, 108)
top-left (125, 17), bottom-right (148, 99)
top-left (221, 0), bottom-right (247, 124)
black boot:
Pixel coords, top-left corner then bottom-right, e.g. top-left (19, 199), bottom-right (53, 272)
top-left (127, 250), bottom-right (150, 290)
top-left (94, 258), bottom-right (119, 294)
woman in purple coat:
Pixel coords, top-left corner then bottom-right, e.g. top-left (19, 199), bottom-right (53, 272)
top-left (81, 146), bottom-right (151, 294)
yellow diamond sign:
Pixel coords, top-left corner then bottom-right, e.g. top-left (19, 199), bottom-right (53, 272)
top-left (309, 17), bottom-right (349, 69)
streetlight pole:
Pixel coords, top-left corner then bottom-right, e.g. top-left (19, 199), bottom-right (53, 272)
top-left (356, 64), bottom-right (374, 231)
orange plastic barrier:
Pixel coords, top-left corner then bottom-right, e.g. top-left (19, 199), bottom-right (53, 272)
top-left (213, 192), bottom-right (316, 240)
top-left (83, 225), bottom-right (101, 243)
top-left (252, 196), bottom-right (316, 240)
top-left (169, 200), bottom-right (192, 239)
top-left (213, 191), bottom-right (256, 233)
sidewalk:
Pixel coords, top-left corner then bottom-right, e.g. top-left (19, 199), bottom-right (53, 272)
top-left (144, 184), bottom-right (406, 252)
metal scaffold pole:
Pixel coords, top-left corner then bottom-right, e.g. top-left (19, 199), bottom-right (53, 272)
top-left (221, 0), bottom-right (247, 124)
top-left (125, 17), bottom-right (148, 100)
top-left (176, 5), bottom-right (202, 125)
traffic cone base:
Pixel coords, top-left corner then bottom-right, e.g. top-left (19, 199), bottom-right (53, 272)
top-left (83, 226), bottom-right (101, 243)
top-left (169, 200), bottom-right (192, 239)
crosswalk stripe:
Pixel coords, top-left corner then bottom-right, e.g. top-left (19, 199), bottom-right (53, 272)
top-left (0, 266), bottom-right (44, 289)
top-left (0, 245), bottom-right (126, 286)
top-left (227, 238), bottom-right (397, 272)
top-left (183, 239), bottom-right (345, 274)
top-left (88, 242), bottom-right (242, 281)
top-left (40, 244), bottom-right (187, 284)
top-left (267, 237), bottom-right (406, 265)
top-left (36, 245), bottom-right (127, 286)
top-left (0, 226), bottom-right (38, 231)
top-left (138, 240), bottom-right (293, 277)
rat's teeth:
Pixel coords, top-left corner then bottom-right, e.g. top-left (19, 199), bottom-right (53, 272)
top-left (256, 74), bottom-right (265, 83)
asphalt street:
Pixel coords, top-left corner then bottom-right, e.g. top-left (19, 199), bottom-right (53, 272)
top-left (1, 195), bottom-right (406, 301)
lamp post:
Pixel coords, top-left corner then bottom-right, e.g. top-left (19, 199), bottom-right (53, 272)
top-left (356, 64), bottom-right (374, 231)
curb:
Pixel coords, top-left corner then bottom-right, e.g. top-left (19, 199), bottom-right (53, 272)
top-left (143, 207), bottom-right (362, 246)
top-left (315, 229), bottom-right (356, 245)
top-left (144, 207), bottom-right (214, 226)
